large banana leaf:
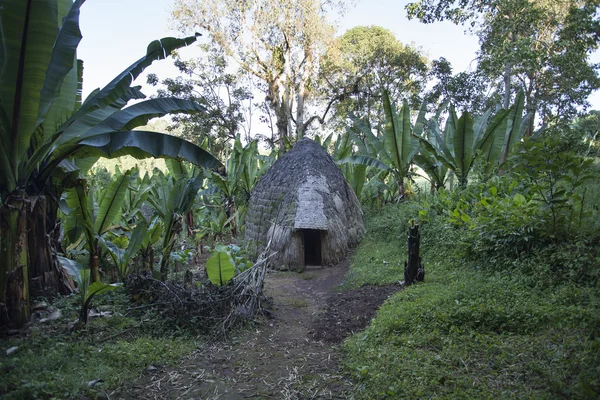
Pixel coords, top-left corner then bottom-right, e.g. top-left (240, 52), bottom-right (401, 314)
top-left (414, 153), bottom-right (447, 188)
top-left (37, 0), bottom-right (82, 132)
top-left (382, 91), bottom-right (419, 172)
top-left (337, 155), bottom-right (392, 171)
top-left (0, 0), bottom-right (60, 162)
top-left (501, 89), bottom-right (525, 161)
top-left (500, 90), bottom-right (533, 164)
top-left (453, 112), bottom-right (475, 185)
top-left (41, 130), bottom-right (221, 184)
top-left (478, 109), bottom-right (511, 174)
top-left (206, 245), bottom-right (235, 286)
top-left (94, 170), bottom-right (133, 235)
top-left (57, 98), bottom-right (207, 146)
top-left (70, 34), bottom-right (200, 121)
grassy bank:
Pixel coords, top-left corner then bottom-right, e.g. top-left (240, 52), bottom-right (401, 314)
top-left (342, 203), bottom-right (600, 399)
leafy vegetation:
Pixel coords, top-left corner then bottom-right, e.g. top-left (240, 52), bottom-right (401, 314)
top-left (341, 142), bottom-right (600, 398)
top-left (1, 0), bottom-right (600, 398)
top-left (0, 291), bottom-right (197, 399)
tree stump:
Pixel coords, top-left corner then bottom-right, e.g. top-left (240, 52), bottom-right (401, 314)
top-left (404, 221), bottom-right (424, 286)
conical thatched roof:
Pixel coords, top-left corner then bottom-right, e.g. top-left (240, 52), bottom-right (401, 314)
top-left (245, 138), bottom-right (364, 270)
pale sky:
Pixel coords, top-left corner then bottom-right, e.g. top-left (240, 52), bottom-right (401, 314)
top-left (78, 0), bottom-right (600, 112)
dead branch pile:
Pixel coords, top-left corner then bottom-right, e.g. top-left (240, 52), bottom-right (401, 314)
top-left (126, 250), bottom-right (270, 339)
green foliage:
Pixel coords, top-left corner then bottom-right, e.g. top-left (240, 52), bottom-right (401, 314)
top-left (416, 90), bottom-right (530, 188)
top-left (341, 202), bottom-right (600, 399)
top-left (58, 256), bottom-right (121, 324)
top-left (0, 0), bottom-right (221, 326)
top-left (406, 0), bottom-right (600, 125)
top-left (321, 25), bottom-right (429, 131)
top-left (103, 220), bottom-right (149, 280)
top-left (0, 291), bottom-right (196, 399)
top-left (338, 91), bottom-right (420, 200)
top-left (206, 244), bottom-right (235, 286)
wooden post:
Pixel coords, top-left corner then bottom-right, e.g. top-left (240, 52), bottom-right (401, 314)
top-left (404, 220), bottom-right (424, 286)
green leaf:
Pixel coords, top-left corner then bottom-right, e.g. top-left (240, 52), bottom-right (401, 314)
top-left (453, 111), bottom-right (475, 185)
top-left (71, 33), bottom-right (200, 121)
top-left (513, 193), bottom-right (526, 206)
top-left (478, 108), bottom-right (511, 174)
top-left (74, 98), bottom-right (207, 140)
top-left (94, 170), bottom-right (133, 234)
top-left (337, 155), bottom-right (392, 171)
top-left (382, 91), bottom-right (419, 174)
top-left (501, 89), bottom-right (526, 162)
top-left (58, 255), bottom-right (84, 287)
top-left (206, 246), bottom-right (235, 286)
top-left (0, 0), bottom-right (58, 161)
top-left (70, 130), bottom-right (222, 170)
top-left (37, 0), bottom-right (83, 131)
top-left (86, 281), bottom-right (120, 301)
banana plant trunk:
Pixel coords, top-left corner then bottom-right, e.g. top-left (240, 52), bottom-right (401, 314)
top-left (90, 254), bottom-right (101, 283)
top-left (28, 196), bottom-right (58, 297)
top-left (28, 195), bottom-right (74, 297)
top-left (0, 191), bottom-right (31, 327)
top-left (397, 178), bottom-right (406, 201)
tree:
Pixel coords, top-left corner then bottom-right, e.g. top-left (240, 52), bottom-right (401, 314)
top-left (320, 25), bottom-right (429, 131)
top-left (0, 0), bottom-right (220, 327)
top-left (147, 44), bottom-right (255, 158)
top-left (406, 0), bottom-right (600, 130)
top-left (171, 0), bottom-right (346, 150)
top-left (425, 57), bottom-right (498, 114)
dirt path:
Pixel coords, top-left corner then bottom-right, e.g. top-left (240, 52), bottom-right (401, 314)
top-left (113, 260), bottom-right (401, 399)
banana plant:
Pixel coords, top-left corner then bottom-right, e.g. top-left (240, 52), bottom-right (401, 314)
top-left (338, 91), bottom-right (420, 200)
top-left (147, 165), bottom-right (206, 281)
top-left (101, 220), bottom-right (148, 281)
top-left (58, 256), bottom-right (120, 325)
top-left (138, 215), bottom-right (163, 273)
top-left (0, 0), bottom-right (221, 326)
top-left (416, 90), bottom-right (531, 188)
top-left (122, 172), bottom-right (153, 224)
top-left (63, 169), bottom-right (135, 282)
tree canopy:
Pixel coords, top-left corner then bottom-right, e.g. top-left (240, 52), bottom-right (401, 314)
top-left (407, 0), bottom-right (600, 130)
top-left (320, 25), bottom-right (429, 130)
top-left (171, 0), bottom-right (347, 149)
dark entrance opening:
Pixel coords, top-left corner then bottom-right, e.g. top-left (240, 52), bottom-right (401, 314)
top-left (302, 229), bottom-right (322, 266)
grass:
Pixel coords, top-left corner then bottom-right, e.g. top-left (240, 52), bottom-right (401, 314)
top-left (0, 291), bottom-right (199, 399)
top-left (341, 202), bottom-right (600, 399)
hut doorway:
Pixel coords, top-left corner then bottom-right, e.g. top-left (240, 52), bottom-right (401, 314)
top-left (302, 229), bottom-right (323, 266)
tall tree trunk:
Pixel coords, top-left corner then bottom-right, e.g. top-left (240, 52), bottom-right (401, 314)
top-left (0, 190), bottom-right (31, 327)
top-left (296, 45), bottom-right (314, 139)
top-left (275, 102), bottom-right (288, 152)
top-left (503, 30), bottom-right (517, 109)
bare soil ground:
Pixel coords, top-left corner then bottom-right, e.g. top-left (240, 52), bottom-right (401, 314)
top-left (111, 259), bottom-right (401, 400)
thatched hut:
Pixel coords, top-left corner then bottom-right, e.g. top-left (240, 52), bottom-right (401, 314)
top-left (244, 138), bottom-right (364, 270)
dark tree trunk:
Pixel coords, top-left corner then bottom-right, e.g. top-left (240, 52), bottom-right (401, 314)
top-left (404, 222), bottom-right (424, 286)
top-left (0, 190), bottom-right (30, 327)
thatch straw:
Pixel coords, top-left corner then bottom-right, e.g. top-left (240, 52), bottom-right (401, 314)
top-left (245, 138), bottom-right (364, 270)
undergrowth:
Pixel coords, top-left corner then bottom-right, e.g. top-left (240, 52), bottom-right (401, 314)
top-left (342, 201), bottom-right (600, 399)
top-left (0, 291), bottom-right (199, 399)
